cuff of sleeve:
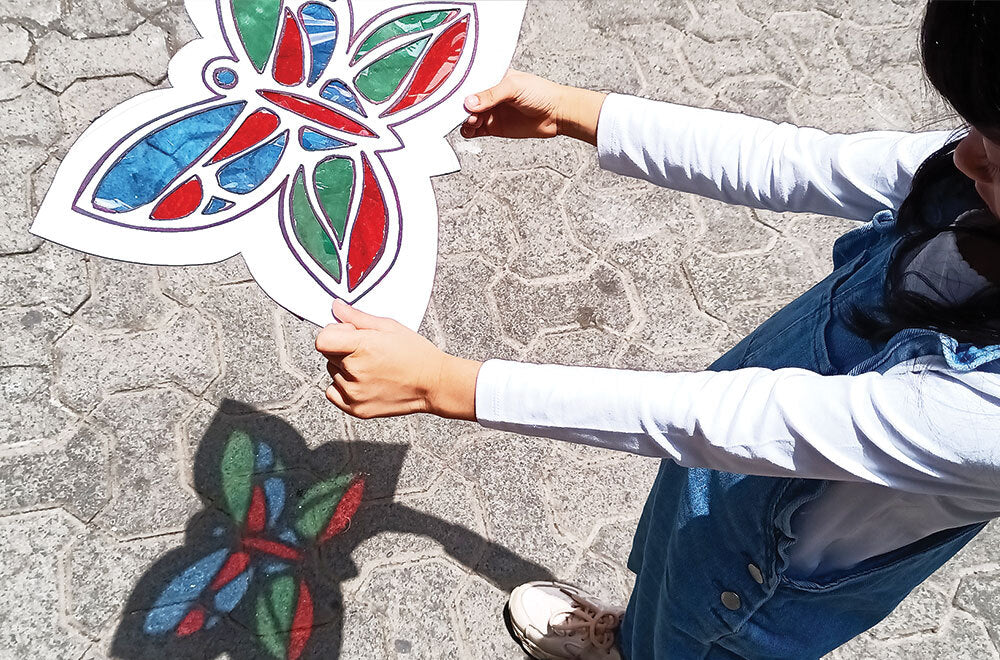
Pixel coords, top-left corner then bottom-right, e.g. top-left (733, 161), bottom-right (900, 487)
top-left (474, 359), bottom-right (512, 427)
top-left (596, 93), bottom-right (631, 172)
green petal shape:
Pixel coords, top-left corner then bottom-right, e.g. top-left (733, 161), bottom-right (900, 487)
top-left (294, 474), bottom-right (352, 540)
top-left (291, 169), bottom-right (341, 282)
top-left (314, 157), bottom-right (354, 243)
top-left (256, 574), bottom-right (295, 658)
top-left (233, 0), bottom-right (281, 72)
top-left (354, 10), bottom-right (454, 61)
top-left (221, 430), bottom-right (255, 523)
top-left (354, 36), bottom-right (430, 103)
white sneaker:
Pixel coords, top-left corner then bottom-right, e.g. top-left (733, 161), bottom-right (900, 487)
top-left (505, 581), bottom-right (625, 660)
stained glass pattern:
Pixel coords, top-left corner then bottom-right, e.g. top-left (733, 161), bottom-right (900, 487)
top-left (63, 0), bottom-right (484, 313)
top-left (143, 429), bottom-right (365, 660)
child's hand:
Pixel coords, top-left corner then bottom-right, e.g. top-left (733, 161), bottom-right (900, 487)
top-left (316, 300), bottom-right (481, 421)
top-left (461, 69), bottom-right (607, 145)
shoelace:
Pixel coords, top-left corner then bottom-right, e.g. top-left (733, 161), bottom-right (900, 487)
top-left (549, 588), bottom-right (623, 654)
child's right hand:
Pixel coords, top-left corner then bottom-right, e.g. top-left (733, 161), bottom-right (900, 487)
top-left (461, 69), bottom-right (607, 145)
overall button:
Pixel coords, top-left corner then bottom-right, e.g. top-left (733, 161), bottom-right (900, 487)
top-left (747, 563), bottom-right (764, 585)
top-left (721, 591), bottom-right (741, 611)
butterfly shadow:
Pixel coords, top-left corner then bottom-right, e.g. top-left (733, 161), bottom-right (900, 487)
top-left (111, 399), bottom-right (552, 659)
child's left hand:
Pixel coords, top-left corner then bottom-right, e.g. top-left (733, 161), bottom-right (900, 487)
top-left (316, 300), bottom-right (481, 421)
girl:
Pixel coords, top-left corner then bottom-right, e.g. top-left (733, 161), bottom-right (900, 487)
top-left (316, 1), bottom-right (1000, 657)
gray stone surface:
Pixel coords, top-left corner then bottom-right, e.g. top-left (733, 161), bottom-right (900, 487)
top-left (1, 1), bottom-right (997, 659)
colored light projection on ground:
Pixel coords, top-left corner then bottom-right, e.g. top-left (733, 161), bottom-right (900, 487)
top-left (143, 430), bottom-right (364, 660)
top-left (31, 0), bottom-right (532, 329)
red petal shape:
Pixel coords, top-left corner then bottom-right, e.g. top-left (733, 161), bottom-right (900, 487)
top-left (210, 109), bottom-right (280, 163)
top-left (387, 17), bottom-right (469, 115)
top-left (151, 176), bottom-right (203, 220)
top-left (319, 477), bottom-right (364, 543)
top-left (287, 580), bottom-right (314, 660)
top-left (242, 537), bottom-right (303, 561)
top-left (209, 551), bottom-right (250, 591)
top-left (274, 9), bottom-right (305, 86)
top-left (347, 156), bottom-right (388, 291)
top-left (259, 91), bottom-right (375, 137)
top-left (176, 606), bottom-right (205, 637)
top-left (247, 485), bottom-right (266, 534)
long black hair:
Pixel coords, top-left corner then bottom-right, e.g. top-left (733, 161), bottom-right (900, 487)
top-left (857, 0), bottom-right (1000, 346)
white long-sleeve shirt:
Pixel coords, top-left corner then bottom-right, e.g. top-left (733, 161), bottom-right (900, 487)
top-left (474, 94), bottom-right (1000, 579)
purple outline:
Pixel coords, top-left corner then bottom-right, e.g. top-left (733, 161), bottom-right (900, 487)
top-left (213, 67), bottom-right (239, 89)
top-left (273, 7), bottom-right (307, 87)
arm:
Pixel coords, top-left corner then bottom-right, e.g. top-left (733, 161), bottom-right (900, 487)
top-left (597, 94), bottom-right (954, 221)
top-left (476, 358), bottom-right (1000, 499)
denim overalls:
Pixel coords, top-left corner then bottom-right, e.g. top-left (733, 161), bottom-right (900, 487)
top-left (620, 179), bottom-right (1000, 659)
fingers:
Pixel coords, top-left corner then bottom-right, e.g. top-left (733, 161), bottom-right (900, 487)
top-left (332, 299), bottom-right (395, 332)
top-left (464, 70), bottom-right (518, 114)
top-left (315, 322), bottom-right (362, 355)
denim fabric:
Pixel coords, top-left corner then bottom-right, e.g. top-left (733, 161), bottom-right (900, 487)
top-left (620, 185), bottom-right (999, 659)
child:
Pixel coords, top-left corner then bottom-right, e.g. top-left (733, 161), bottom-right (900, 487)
top-left (316, 1), bottom-right (1000, 657)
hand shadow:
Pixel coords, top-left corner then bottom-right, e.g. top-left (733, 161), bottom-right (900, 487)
top-left (111, 399), bottom-right (552, 659)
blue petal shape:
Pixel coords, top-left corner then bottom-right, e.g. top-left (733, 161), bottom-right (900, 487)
top-left (278, 528), bottom-right (299, 546)
top-left (213, 566), bottom-right (254, 613)
top-left (301, 3), bottom-right (337, 86)
top-left (144, 548), bottom-right (229, 634)
top-left (203, 196), bottom-right (233, 215)
top-left (255, 441), bottom-right (274, 471)
top-left (264, 477), bottom-right (286, 528)
top-left (95, 102), bottom-right (245, 213)
top-left (300, 128), bottom-right (348, 151)
top-left (217, 131), bottom-right (288, 194)
top-left (261, 558), bottom-right (290, 575)
top-left (320, 80), bottom-right (361, 114)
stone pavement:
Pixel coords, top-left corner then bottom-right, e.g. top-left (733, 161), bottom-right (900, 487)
top-left (1, 0), bottom-right (998, 658)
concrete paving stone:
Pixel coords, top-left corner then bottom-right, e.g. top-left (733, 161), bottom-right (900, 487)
top-left (0, 512), bottom-right (91, 659)
top-left (681, 30), bottom-right (804, 89)
top-left (581, 0), bottom-right (692, 35)
top-left (35, 21), bottom-right (168, 93)
top-left (0, 23), bottom-right (31, 62)
top-left (869, 582), bottom-right (951, 640)
top-left (771, 12), bottom-right (860, 98)
top-left (0, 244), bottom-right (88, 314)
top-left (56, 74), bottom-right (155, 152)
top-left (78, 260), bottom-right (177, 331)
top-left (407, 412), bottom-right (480, 459)
top-left (339, 599), bottom-right (392, 660)
top-left (514, 2), bottom-right (641, 94)
top-left (564, 550), bottom-right (632, 604)
top-left (591, 518), bottom-right (638, 565)
top-left (760, 210), bottom-right (859, 267)
top-left (617, 341), bottom-right (725, 373)
top-left (429, 255), bottom-right (518, 361)
top-left (563, 183), bottom-right (700, 255)
top-left (790, 90), bottom-right (890, 134)
top-left (346, 415), bottom-right (444, 500)
top-left (200, 283), bottom-right (306, 407)
top-left (279, 308), bottom-right (325, 384)
top-left (685, 240), bottom-right (819, 318)
top-left (0, 365), bottom-right (75, 445)
top-left (64, 529), bottom-right (176, 638)
top-left (492, 264), bottom-right (636, 346)
top-left (493, 169), bottom-right (596, 279)
top-left (687, 0), bottom-right (762, 43)
top-left (0, 305), bottom-right (69, 367)
top-left (922, 522), bottom-right (1000, 593)
top-left (545, 452), bottom-right (657, 546)
top-left (956, 569), bottom-right (1000, 633)
top-left (717, 77), bottom-right (797, 125)
top-left (832, 611), bottom-right (999, 659)
top-left (148, 1), bottom-right (200, 56)
top-left (54, 309), bottom-right (218, 412)
top-left (156, 257), bottom-right (253, 306)
top-left (0, 423), bottom-right (109, 519)
top-left (450, 134), bottom-right (581, 188)
top-left (0, 60), bottom-right (33, 100)
top-left (342, 470), bottom-right (486, 593)
top-left (814, 0), bottom-right (916, 27)
top-left (437, 192), bottom-right (516, 264)
top-left (62, 0), bottom-right (144, 38)
top-left (455, 574), bottom-right (522, 659)
top-left (0, 143), bottom-right (48, 254)
top-left (0, 0), bottom-right (62, 25)
top-left (358, 558), bottom-right (466, 660)
top-left (0, 83), bottom-right (62, 144)
top-left (691, 197), bottom-right (776, 255)
top-left (88, 387), bottom-right (201, 537)
top-left (525, 327), bottom-right (624, 368)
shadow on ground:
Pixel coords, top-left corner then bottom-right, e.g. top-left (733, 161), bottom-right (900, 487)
top-left (111, 400), bottom-right (550, 659)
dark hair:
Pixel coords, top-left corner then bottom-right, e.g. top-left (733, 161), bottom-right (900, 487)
top-left (856, 0), bottom-right (1000, 346)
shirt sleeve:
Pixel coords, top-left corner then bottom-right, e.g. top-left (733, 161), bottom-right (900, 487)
top-left (475, 358), bottom-right (1000, 500)
top-left (596, 93), bottom-right (956, 221)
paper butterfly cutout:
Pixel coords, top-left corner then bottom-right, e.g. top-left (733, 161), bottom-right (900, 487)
top-left (31, 0), bottom-right (525, 328)
top-left (143, 430), bottom-right (364, 660)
